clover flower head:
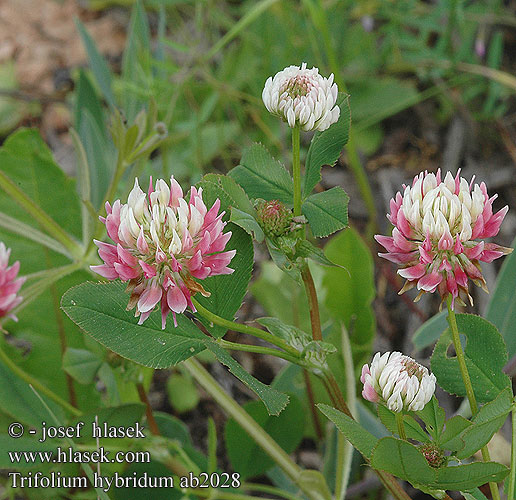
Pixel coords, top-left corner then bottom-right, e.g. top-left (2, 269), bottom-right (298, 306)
top-left (0, 242), bottom-right (25, 321)
top-left (91, 177), bottom-right (235, 329)
top-left (255, 199), bottom-right (292, 237)
top-left (361, 351), bottom-right (436, 412)
top-left (262, 62), bottom-right (340, 132)
top-left (375, 169), bottom-right (512, 307)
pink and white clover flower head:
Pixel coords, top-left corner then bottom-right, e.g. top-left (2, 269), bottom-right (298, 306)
top-left (91, 177), bottom-right (235, 329)
top-left (262, 63), bottom-right (340, 132)
top-left (0, 242), bottom-right (25, 321)
top-left (361, 352), bottom-right (436, 412)
top-left (375, 169), bottom-right (512, 307)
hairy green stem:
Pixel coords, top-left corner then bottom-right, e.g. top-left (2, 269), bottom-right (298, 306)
top-left (0, 341), bottom-right (81, 416)
top-left (396, 412), bottom-right (407, 441)
top-left (191, 298), bottom-right (299, 357)
top-left (446, 296), bottom-right (500, 500)
top-left (183, 358), bottom-right (323, 500)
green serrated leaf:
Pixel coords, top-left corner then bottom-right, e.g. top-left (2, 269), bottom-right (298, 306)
top-left (433, 462), bottom-right (509, 490)
top-left (318, 404), bottom-right (378, 459)
top-left (61, 281), bottom-right (207, 369)
top-left (296, 240), bottom-right (337, 267)
top-left (456, 388), bottom-right (512, 459)
top-left (302, 186), bottom-right (349, 238)
top-left (229, 143), bottom-right (293, 204)
top-left (370, 437), bottom-right (436, 485)
top-left (230, 207), bottom-right (265, 242)
top-left (304, 94), bottom-right (351, 197)
top-left (257, 317), bottom-right (310, 344)
top-left (416, 396), bottom-right (445, 441)
top-left (265, 237), bottom-right (302, 284)
top-left (431, 314), bottom-right (511, 403)
top-left (377, 405), bottom-right (429, 443)
top-left (200, 173), bottom-right (256, 215)
top-left (204, 339), bottom-right (289, 416)
top-left (438, 415), bottom-right (472, 452)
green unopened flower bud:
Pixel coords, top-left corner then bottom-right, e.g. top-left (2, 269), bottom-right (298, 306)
top-left (255, 199), bottom-right (293, 237)
top-left (419, 443), bottom-right (446, 468)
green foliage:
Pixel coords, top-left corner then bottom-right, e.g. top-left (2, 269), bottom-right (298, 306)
top-left (195, 177), bottom-right (255, 338)
top-left (75, 71), bottom-right (112, 209)
top-left (0, 347), bottom-right (65, 427)
top-left (62, 281), bottom-right (207, 368)
top-left (225, 396), bottom-right (304, 480)
top-left (455, 388), bottom-right (512, 460)
top-left (230, 207), bottom-right (265, 242)
top-left (370, 436), bottom-right (509, 490)
top-left (302, 187), bottom-right (349, 238)
top-left (322, 228), bottom-right (375, 367)
top-left (121, 1), bottom-right (151, 121)
top-left (166, 373), bottom-right (200, 414)
top-left (437, 415), bottom-right (472, 452)
top-left (303, 94), bottom-right (351, 197)
top-left (63, 348), bottom-right (103, 385)
top-left (377, 405), bottom-right (429, 443)
top-left (416, 396), bottom-right (445, 441)
top-left (195, 225), bottom-right (254, 338)
top-left (371, 437), bottom-right (436, 484)
top-left (229, 143), bottom-right (293, 204)
top-left (412, 310), bottom-right (448, 351)
top-left (486, 237), bottom-right (516, 358)
top-left (431, 314), bottom-right (511, 402)
top-left (62, 281), bottom-right (289, 416)
top-left (318, 404), bottom-right (378, 459)
top-left (75, 18), bottom-right (116, 108)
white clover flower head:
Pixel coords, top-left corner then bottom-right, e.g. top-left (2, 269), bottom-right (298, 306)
top-left (360, 351), bottom-right (436, 412)
top-left (375, 169), bottom-right (512, 307)
top-left (262, 62), bottom-right (340, 132)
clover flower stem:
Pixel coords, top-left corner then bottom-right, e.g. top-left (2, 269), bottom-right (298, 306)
top-left (0, 340), bottom-right (81, 416)
top-left (446, 296), bottom-right (477, 413)
top-left (301, 264), bottom-right (323, 341)
top-left (509, 405), bottom-right (516, 500)
top-left (217, 338), bottom-right (302, 365)
top-left (446, 296), bottom-right (501, 500)
top-left (292, 123), bottom-right (302, 218)
top-left (396, 412), bottom-right (408, 441)
top-left (191, 298), bottom-right (300, 358)
top-left (135, 382), bottom-right (160, 436)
